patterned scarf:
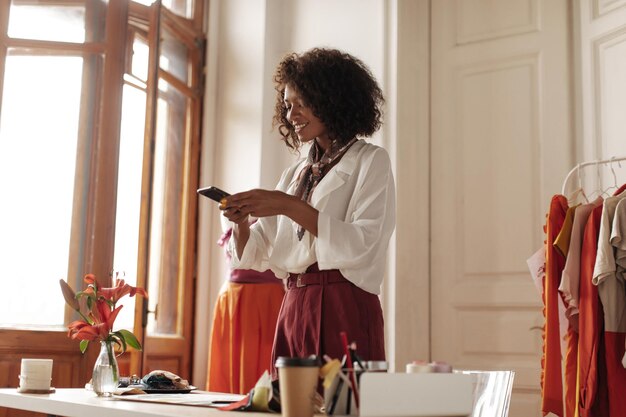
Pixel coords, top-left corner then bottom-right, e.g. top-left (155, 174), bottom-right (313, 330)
top-left (294, 137), bottom-right (358, 240)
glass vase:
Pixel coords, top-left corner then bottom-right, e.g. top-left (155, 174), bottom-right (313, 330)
top-left (92, 340), bottom-right (119, 397)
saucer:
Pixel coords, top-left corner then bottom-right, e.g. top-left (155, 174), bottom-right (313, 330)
top-left (17, 386), bottom-right (56, 394)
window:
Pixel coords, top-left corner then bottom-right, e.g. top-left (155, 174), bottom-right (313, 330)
top-left (0, 0), bottom-right (205, 386)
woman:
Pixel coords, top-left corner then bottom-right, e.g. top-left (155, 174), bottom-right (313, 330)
top-left (221, 47), bottom-right (396, 374)
top-left (206, 217), bottom-right (285, 394)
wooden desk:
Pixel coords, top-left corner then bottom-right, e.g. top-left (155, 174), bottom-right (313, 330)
top-left (0, 388), bottom-right (271, 417)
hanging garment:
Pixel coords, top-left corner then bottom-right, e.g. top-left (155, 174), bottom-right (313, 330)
top-left (555, 205), bottom-right (577, 417)
top-left (611, 197), bottom-right (626, 365)
top-left (559, 199), bottom-right (602, 417)
top-left (592, 186), bottom-right (626, 417)
top-left (555, 205), bottom-right (579, 258)
top-left (611, 199), bottom-right (626, 417)
top-left (527, 249), bottom-right (568, 364)
top-left (541, 194), bottom-right (569, 417)
top-left (577, 203), bottom-right (607, 417)
top-left (560, 198), bottom-right (603, 329)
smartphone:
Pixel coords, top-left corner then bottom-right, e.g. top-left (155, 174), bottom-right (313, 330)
top-left (197, 186), bottom-right (230, 203)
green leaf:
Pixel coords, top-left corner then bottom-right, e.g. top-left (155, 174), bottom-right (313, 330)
top-left (118, 329), bottom-right (142, 351)
top-left (79, 340), bottom-right (89, 354)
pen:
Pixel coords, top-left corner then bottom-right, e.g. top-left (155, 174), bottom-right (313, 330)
top-left (322, 354), bottom-right (352, 386)
top-left (349, 341), bottom-right (365, 371)
top-left (328, 376), bottom-right (344, 415)
top-left (340, 331), bottom-right (359, 409)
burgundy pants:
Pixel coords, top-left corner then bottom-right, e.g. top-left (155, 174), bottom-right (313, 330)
top-left (270, 265), bottom-right (385, 379)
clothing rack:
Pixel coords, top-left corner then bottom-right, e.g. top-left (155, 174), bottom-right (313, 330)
top-left (561, 156), bottom-right (626, 195)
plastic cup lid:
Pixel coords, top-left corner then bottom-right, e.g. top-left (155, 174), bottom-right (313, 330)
top-left (366, 360), bottom-right (388, 371)
top-left (275, 356), bottom-right (321, 368)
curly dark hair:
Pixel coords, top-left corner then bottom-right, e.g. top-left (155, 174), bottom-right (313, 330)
top-left (272, 47), bottom-right (384, 151)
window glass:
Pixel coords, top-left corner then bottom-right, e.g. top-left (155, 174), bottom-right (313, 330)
top-left (131, 35), bottom-right (150, 83)
top-left (0, 54), bottom-right (83, 326)
top-left (146, 79), bottom-right (188, 336)
top-left (163, 0), bottom-right (193, 19)
top-left (8, 0), bottom-right (106, 43)
top-left (112, 83), bottom-right (147, 331)
top-left (160, 26), bottom-right (189, 85)
top-left (132, 0), bottom-right (193, 19)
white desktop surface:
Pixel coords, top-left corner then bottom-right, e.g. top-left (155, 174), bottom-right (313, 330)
top-left (0, 388), bottom-right (274, 417)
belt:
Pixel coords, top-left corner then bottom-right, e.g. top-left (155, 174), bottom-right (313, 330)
top-left (287, 269), bottom-right (349, 289)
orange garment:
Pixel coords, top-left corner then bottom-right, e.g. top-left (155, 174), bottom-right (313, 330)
top-left (555, 205), bottom-right (578, 417)
top-left (577, 204), bottom-right (608, 417)
top-left (564, 328), bottom-right (578, 417)
top-left (542, 194), bottom-right (568, 417)
top-left (555, 205), bottom-right (578, 258)
top-left (206, 281), bottom-right (285, 394)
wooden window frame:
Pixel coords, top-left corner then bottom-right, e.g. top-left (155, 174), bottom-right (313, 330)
top-left (0, 0), bottom-right (206, 391)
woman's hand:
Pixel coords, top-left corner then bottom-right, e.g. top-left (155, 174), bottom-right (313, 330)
top-left (221, 189), bottom-right (320, 237)
top-left (221, 189), bottom-right (292, 218)
top-left (221, 189), bottom-right (292, 259)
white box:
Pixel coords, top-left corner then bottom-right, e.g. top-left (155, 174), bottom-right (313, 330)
top-left (359, 373), bottom-right (474, 417)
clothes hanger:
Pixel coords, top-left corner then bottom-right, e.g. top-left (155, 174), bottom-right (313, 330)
top-left (597, 157), bottom-right (619, 198)
top-left (566, 164), bottom-right (589, 205)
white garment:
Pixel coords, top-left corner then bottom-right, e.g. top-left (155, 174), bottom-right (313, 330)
top-left (527, 247), bottom-right (568, 356)
top-left (611, 198), bottom-right (626, 270)
top-left (611, 199), bottom-right (626, 367)
top-left (559, 197), bottom-right (603, 328)
top-left (228, 139), bottom-right (396, 295)
top-left (593, 189), bottom-right (626, 332)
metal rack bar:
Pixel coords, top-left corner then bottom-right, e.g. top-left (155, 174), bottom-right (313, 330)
top-left (561, 156), bottom-right (626, 195)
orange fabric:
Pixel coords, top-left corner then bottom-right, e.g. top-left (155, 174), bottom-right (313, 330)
top-left (206, 282), bottom-right (285, 394)
top-left (577, 205), bottom-right (605, 417)
top-left (555, 205), bottom-right (578, 258)
top-left (557, 206), bottom-right (579, 417)
top-left (542, 194), bottom-right (568, 417)
top-left (564, 328), bottom-right (578, 417)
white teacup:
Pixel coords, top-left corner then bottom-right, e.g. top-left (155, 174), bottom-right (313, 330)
top-left (18, 359), bottom-right (53, 392)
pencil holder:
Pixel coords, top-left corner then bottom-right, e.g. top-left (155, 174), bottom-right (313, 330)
top-left (323, 368), bottom-right (361, 416)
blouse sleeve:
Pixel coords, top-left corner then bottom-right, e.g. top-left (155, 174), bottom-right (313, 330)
top-left (227, 162), bottom-right (302, 272)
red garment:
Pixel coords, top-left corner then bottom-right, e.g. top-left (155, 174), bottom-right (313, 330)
top-left (592, 323), bottom-right (609, 417)
top-left (271, 264), bottom-right (385, 380)
top-left (542, 194), bottom-right (568, 417)
top-left (604, 332), bottom-right (626, 416)
top-left (577, 205), bottom-right (607, 417)
top-left (596, 184), bottom-right (626, 417)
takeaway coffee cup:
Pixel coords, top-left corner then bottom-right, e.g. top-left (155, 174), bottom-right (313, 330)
top-left (18, 358), bottom-right (53, 392)
top-left (275, 356), bottom-right (320, 417)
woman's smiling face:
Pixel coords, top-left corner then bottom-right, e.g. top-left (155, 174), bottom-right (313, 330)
top-left (283, 84), bottom-right (330, 148)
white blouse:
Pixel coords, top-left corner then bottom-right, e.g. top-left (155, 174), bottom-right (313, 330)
top-left (228, 139), bottom-right (396, 295)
